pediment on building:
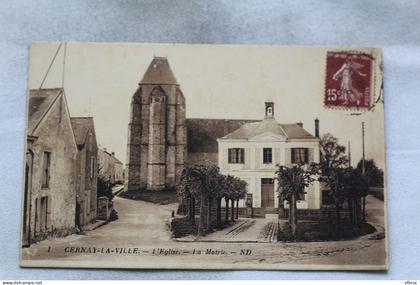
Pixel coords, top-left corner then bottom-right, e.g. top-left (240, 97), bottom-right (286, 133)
top-left (248, 131), bottom-right (287, 142)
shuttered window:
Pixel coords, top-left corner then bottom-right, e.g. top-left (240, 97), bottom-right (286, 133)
top-left (41, 152), bottom-right (51, 188)
top-left (228, 148), bottom-right (244, 164)
top-left (291, 148), bottom-right (309, 164)
top-left (263, 148), bottom-right (272, 164)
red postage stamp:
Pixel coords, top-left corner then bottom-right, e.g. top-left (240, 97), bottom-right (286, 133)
top-left (324, 51), bottom-right (373, 109)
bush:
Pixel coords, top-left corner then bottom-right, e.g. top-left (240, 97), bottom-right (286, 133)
top-left (97, 176), bottom-right (114, 201)
top-left (119, 187), bottom-right (178, 204)
top-left (277, 221), bottom-right (377, 242)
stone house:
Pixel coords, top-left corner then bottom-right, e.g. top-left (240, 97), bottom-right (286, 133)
top-left (98, 148), bottom-right (124, 185)
top-left (71, 117), bottom-right (98, 227)
top-left (23, 88), bottom-right (78, 246)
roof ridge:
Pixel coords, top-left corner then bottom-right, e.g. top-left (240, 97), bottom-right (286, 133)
top-left (29, 89), bottom-right (63, 135)
top-left (29, 87), bottom-right (63, 92)
top-left (277, 123), bottom-right (289, 138)
top-left (187, 118), bottom-right (260, 121)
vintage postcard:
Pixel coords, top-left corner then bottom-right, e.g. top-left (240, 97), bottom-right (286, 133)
top-left (20, 43), bottom-right (387, 270)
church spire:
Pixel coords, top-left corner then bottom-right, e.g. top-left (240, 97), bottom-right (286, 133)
top-left (140, 57), bottom-right (178, 85)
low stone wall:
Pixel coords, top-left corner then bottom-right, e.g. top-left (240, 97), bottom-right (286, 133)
top-left (283, 208), bottom-right (351, 221)
top-left (32, 226), bottom-right (76, 243)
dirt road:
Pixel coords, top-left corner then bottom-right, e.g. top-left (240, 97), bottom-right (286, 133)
top-left (21, 195), bottom-right (386, 269)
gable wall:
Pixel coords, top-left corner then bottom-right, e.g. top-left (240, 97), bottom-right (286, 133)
top-left (28, 95), bottom-right (77, 241)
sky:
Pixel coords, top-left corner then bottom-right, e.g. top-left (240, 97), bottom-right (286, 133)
top-left (27, 43), bottom-right (385, 169)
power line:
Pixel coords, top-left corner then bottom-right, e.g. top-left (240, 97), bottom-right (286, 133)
top-left (61, 42), bottom-right (67, 88)
top-left (39, 42), bottom-right (63, 90)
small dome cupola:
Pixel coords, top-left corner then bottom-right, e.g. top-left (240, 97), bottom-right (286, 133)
top-left (265, 99), bottom-right (274, 118)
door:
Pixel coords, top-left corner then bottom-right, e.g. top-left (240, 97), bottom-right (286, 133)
top-left (261, 178), bottom-right (274, 208)
top-left (22, 151), bottom-right (33, 247)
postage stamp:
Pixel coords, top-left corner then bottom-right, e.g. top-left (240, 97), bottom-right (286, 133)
top-left (324, 51), bottom-right (374, 109)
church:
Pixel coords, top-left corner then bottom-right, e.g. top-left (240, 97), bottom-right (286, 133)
top-left (126, 58), bottom-right (321, 216)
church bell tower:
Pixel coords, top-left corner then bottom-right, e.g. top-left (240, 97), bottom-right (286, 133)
top-left (126, 57), bottom-right (186, 191)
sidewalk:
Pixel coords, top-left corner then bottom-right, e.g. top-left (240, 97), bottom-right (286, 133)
top-left (81, 219), bottom-right (107, 231)
top-left (176, 218), bottom-right (281, 243)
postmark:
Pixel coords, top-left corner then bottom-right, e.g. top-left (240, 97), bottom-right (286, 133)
top-left (324, 51), bottom-right (374, 110)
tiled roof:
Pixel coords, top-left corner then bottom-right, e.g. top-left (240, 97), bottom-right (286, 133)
top-left (221, 118), bottom-right (316, 140)
top-left (110, 153), bottom-right (123, 165)
top-left (186, 118), bottom-right (258, 153)
top-left (70, 117), bottom-right (95, 145)
top-left (140, 57), bottom-right (178, 85)
top-left (27, 88), bottom-right (62, 135)
top-left (100, 148), bottom-right (124, 165)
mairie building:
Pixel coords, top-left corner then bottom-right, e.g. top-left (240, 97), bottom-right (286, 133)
top-left (126, 57), bottom-right (322, 216)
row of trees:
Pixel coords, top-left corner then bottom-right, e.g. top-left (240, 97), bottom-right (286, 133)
top-left (276, 133), bottom-right (373, 235)
top-left (177, 165), bottom-right (247, 236)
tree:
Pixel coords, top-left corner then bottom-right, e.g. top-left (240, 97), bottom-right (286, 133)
top-left (343, 168), bottom-right (369, 226)
top-left (275, 163), bottom-right (317, 236)
top-left (215, 174), bottom-right (227, 227)
top-left (177, 167), bottom-right (199, 225)
top-left (318, 134), bottom-right (349, 224)
top-left (177, 165), bottom-right (224, 236)
top-left (97, 176), bottom-right (113, 201)
top-left (319, 133), bottom-right (349, 176)
top-left (232, 177), bottom-right (247, 220)
top-left (203, 165), bottom-right (222, 232)
top-left (223, 175), bottom-right (235, 224)
top-left (356, 159), bottom-right (384, 187)
top-left (321, 167), bottom-right (350, 224)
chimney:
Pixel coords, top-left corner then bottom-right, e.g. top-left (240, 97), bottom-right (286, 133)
top-left (297, 122), bottom-right (303, 128)
top-left (111, 152), bottom-right (115, 156)
top-left (315, 118), bottom-right (320, 138)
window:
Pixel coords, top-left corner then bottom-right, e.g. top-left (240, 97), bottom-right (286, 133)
top-left (261, 178), bottom-right (274, 185)
top-left (263, 148), bottom-right (272, 164)
top-left (41, 152), bottom-right (51, 188)
top-left (90, 157), bottom-right (95, 179)
top-left (228, 148), bottom-right (244, 164)
top-left (291, 148), bottom-right (309, 164)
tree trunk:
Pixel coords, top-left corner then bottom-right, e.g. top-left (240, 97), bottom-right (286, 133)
top-left (362, 196), bottom-right (366, 222)
top-left (216, 198), bottom-right (221, 227)
top-left (290, 194), bottom-right (298, 236)
top-left (225, 197), bottom-right (229, 224)
top-left (348, 198), bottom-right (354, 226)
top-left (356, 198), bottom-right (361, 226)
top-left (187, 196), bottom-right (191, 220)
top-left (198, 195), bottom-right (206, 236)
top-left (206, 197), bottom-right (212, 232)
top-left (278, 194), bottom-right (284, 219)
top-left (235, 199), bottom-right (239, 219)
top-left (231, 199), bottom-right (235, 222)
top-left (335, 202), bottom-right (341, 226)
top-left (191, 197), bottom-right (196, 225)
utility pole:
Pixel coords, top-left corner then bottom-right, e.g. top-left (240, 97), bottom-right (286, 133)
top-left (362, 122), bottom-right (365, 175)
top-left (362, 122), bottom-right (366, 222)
top-left (348, 140), bottom-right (351, 168)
